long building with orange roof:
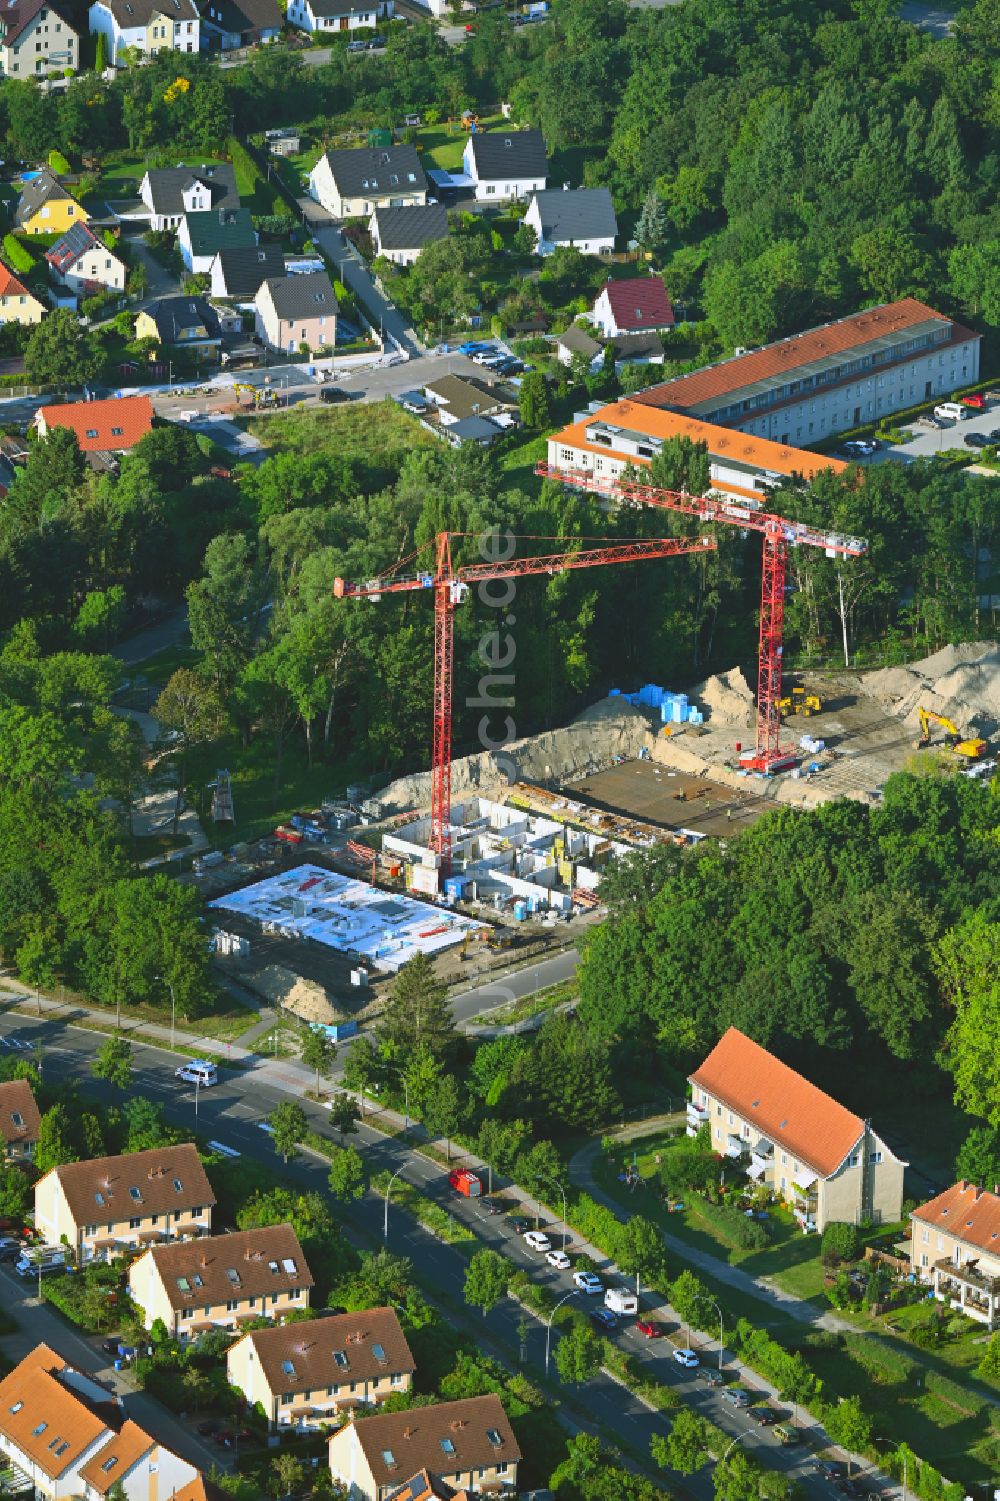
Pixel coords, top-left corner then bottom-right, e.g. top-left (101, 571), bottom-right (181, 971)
top-left (546, 397), bottom-right (846, 506)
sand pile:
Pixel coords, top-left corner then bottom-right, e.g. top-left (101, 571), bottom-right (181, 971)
top-left (860, 642), bottom-right (1000, 730)
top-left (247, 964), bottom-right (344, 1025)
top-left (690, 667), bottom-right (756, 727)
top-left (377, 697), bottom-right (655, 815)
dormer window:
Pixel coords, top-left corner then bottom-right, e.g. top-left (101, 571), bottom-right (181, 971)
top-left (382, 1450), bottom-right (397, 1470)
top-left (10, 1112), bottom-right (23, 1128)
top-left (268, 1260), bottom-right (279, 1275)
top-left (487, 1428), bottom-right (503, 1447)
top-left (101, 1457), bottom-right (118, 1473)
top-left (9, 1402), bottom-right (22, 1414)
top-left (281, 1359), bottom-right (295, 1377)
top-left (333, 1350), bottom-right (348, 1368)
top-left (32, 1422), bottom-right (46, 1437)
top-left (129, 1187), bottom-right (142, 1202)
top-left (281, 1258), bottom-right (297, 1274)
top-left (440, 1438), bottom-right (456, 1456)
top-left (173, 1178), bottom-right (183, 1192)
top-left (372, 1343), bottom-right (387, 1363)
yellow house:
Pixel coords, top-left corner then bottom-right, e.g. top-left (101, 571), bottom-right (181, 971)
top-left (0, 263), bottom-right (45, 327)
top-left (227, 1306), bottom-right (415, 1432)
top-left (14, 167), bottom-right (87, 237)
top-left (33, 1143), bottom-right (215, 1263)
top-left (128, 1224), bottom-right (313, 1339)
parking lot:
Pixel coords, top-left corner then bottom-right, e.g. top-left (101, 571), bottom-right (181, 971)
top-left (843, 398), bottom-right (1000, 467)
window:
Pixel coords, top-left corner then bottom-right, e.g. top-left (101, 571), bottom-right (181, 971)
top-left (9, 1402), bottom-right (22, 1415)
top-left (281, 1359), bottom-right (296, 1378)
top-left (487, 1428), bottom-right (503, 1447)
top-left (129, 1217), bottom-right (140, 1230)
top-left (333, 1351), bottom-right (348, 1368)
top-left (391, 1372), bottom-right (406, 1386)
top-left (225, 1300), bottom-right (237, 1312)
top-left (129, 1187), bottom-right (142, 1203)
top-left (440, 1439), bottom-right (456, 1457)
top-left (101, 1457), bottom-right (118, 1473)
top-left (869, 1151), bottom-right (883, 1165)
top-left (32, 1423), bottom-right (47, 1437)
top-left (382, 1450), bottom-right (397, 1470)
top-left (372, 1343), bottom-right (387, 1363)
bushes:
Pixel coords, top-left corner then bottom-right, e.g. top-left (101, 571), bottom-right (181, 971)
top-left (734, 1318), bottom-right (819, 1403)
top-left (567, 1192), bottom-right (625, 1262)
top-left (695, 1199), bottom-right (770, 1250)
top-left (3, 234), bottom-right (34, 276)
top-left (841, 1333), bottom-right (917, 1386)
top-left (923, 1369), bottom-right (987, 1417)
top-left (822, 1221), bottom-right (861, 1264)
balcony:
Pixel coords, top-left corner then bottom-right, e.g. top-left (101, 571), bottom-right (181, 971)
top-left (934, 1256), bottom-right (1000, 1298)
top-left (686, 1101), bottom-right (709, 1138)
top-left (724, 1133), bottom-right (746, 1160)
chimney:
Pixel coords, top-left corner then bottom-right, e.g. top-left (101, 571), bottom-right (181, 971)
top-left (403, 1427), bottom-right (413, 1440)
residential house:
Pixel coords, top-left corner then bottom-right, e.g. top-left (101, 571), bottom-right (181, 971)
top-left (0, 1344), bottom-right (201, 1501)
top-left (555, 323), bottom-right (601, 369)
top-left (687, 1027), bottom-right (904, 1231)
top-left (199, 0), bottom-right (281, 48)
top-left (35, 395), bottom-right (154, 456)
top-left (911, 1182), bottom-right (1000, 1328)
top-left (424, 374), bottom-right (518, 428)
top-left (546, 397), bottom-right (847, 507)
top-left (178, 206), bottom-right (255, 273)
top-left (0, 0), bottom-right (78, 78)
top-left (138, 162), bottom-right (238, 233)
top-left (227, 1305), bottom-right (415, 1430)
top-left (89, 0), bottom-right (199, 60)
top-left (0, 1078), bottom-right (40, 1162)
top-left (265, 127), bottom-right (300, 156)
top-left (286, 0), bottom-right (391, 35)
top-left (14, 168), bottom-right (87, 236)
top-left (33, 1142), bottom-right (215, 1263)
top-left (254, 270), bottom-right (336, 353)
top-left (209, 243), bottom-right (284, 301)
top-left (590, 275), bottom-right (674, 339)
top-left (327, 1396), bottom-right (520, 1501)
top-left (135, 295), bottom-right (223, 355)
top-left (385, 1475), bottom-right (471, 1501)
top-left (462, 129), bottom-right (547, 203)
top-left (523, 187), bottom-right (617, 257)
top-left (633, 297), bottom-right (982, 446)
top-left (128, 1224), bottom-right (312, 1338)
top-left (0, 262), bottom-right (45, 325)
top-left (309, 144), bottom-right (426, 220)
top-left (370, 202), bottom-right (447, 267)
top-left (611, 330), bottom-right (664, 369)
top-left (45, 221), bottom-right (126, 296)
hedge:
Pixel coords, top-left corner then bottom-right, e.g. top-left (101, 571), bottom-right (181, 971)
top-left (3, 234), bottom-right (34, 275)
top-left (923, 1368), bottom-right (987, 1417)
top-left (841, 1332), bottom-right (918, 1386)
top-left (695, 1198), bottom-right (770, 1251)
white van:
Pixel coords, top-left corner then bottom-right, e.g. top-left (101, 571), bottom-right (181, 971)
top-left (16, 1247), bottom-right (66, 1278)
top-left (934, 402), bottom-right (965, 422)
top-left (605, 1287), bottom-right (639, 1316)
top-left (175, 1061), bottom-right (218, 1087)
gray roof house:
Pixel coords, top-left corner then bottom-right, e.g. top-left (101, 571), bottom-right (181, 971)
top-left (139, 163), bottom-right (239, 232)
top-left (523, 187), bottom-right (618, 256)
top-left (309, 143), bottom-right (427, 218)
top-left (210, 244), bottom-right (285, 301)
top-left (370, 202), bottom-right (448, 266)
top-left (178, 206), bottom-right (256, 273)
top-left (254, 270), bottom-right (338, 353)
top-left (199, 0), bottom-right (282, 48)
top-left (138, 296), bottom-right (223, 351)
top-left (463, 129), bottom-right (548, 201)
top-left (555, 323), bottom-right (601, 367)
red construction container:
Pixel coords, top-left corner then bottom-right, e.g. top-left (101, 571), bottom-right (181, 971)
top-left (274, 825), bottom-right (304, 844)
top-left (447, 1168), bottom-right (482, 1198)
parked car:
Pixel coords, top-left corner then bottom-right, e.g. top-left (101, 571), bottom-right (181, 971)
top-left (989, 428), bottom-right (1000, 440)
top-left (0, 1242), bottom-right (20, 1264)
top-left (722, 1387), bottom-right (751, 1407)
top-left (934, 402), bottom-right (965, 422)
top-left (673, 1348), bottom-right (699, 1369)
top-left (589, 1306), bottom-right (618, 1331)
top-left (964, 431), bottom-right (990, 448)
top-left (523, 1230), bottom-right (552, 1253)
top-left (837, 1481), bottom-right (868, 1498)
top-left (635, 1320), bottom-right (665, 1338)
top-left (813, 1461), bottom-right (842, 1481)
top-left (752, 1407), bottom-right (779, 1426)
top-left (545, 1249), bottom-right (571, 1270)
top-left (842, 438), bottom-right (878, 457)
top-left (700, 1368), bottom-right (724, 1386)
top-left (509, 1215), bottom-right (529, 1234)
top-left (773, 1425), bottom-right (800, 1445)
top-left (962, 392), bottom-right (987, 408)
top-left (573, 1270), bottom-right (603, 1295)
top-left (196, 1420), bottom-right (221, 1438)
top-left (917, 413), bottom-right (944, 428)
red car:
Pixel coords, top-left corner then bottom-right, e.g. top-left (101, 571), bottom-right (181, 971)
top-left (962, 394), bottom-right (987, 408)
top-left (636, 1320), bottom-right (664, 1338)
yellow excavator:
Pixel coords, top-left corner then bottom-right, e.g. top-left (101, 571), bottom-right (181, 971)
top-left (779, 685), bottom-right (823, 718)
top-left (916, 707), bottom-right (987, 760)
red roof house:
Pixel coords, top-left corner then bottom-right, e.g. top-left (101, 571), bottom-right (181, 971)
top-left (34, 395), bottom-right (154, 454)
top-left (591, 275), bottom-right (674, 337)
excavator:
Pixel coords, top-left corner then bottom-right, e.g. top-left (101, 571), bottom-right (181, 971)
top-left (916, 707), bottom-right (988, 760)
top-left (779, 685), bottom-right (823, 718)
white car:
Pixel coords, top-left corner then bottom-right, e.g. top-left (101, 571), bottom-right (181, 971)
top-left (573, 1270), bottom-right (603, 1295)
top-left (545, 1249), bottom-right (571, 1270)
top-left (523, 1230), bottom-right (552, 1253)
top-left (673, 1348), bottom-right (700, 1369)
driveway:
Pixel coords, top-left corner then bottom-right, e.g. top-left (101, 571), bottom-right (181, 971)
top-left (305, 213), bottom-right (425, 357)
top-left (125, 234), bottom-right (181, 305)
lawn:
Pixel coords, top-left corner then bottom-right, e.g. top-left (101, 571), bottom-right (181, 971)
top-left (246, 398), bottom-right (435, 479)
top-left (413, 116), bottom-right (504, 174)
top-left (496, 430), bottom-right (547, 497)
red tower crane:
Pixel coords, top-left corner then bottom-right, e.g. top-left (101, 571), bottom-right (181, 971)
top-left (535, 464), bottom-right (868, 772)
top-left (334, 529), bottom-right (716, 871)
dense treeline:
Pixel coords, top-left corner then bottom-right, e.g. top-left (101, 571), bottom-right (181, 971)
top-left (578, 771), bottom-right (1000, 1119)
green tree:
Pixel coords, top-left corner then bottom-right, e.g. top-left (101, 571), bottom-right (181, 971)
top-left (513, 222), bottom-right (537, 256)
top-left (820, 1222), bottom-right (860, 1264)
top-left (152, 669), bottom-right (225, 832)
top-left (91, 1034), bottom-right (132, 1091)
top-left (327, 1144), bottom-right (368, 1202)
top-left (421, 1072), bottom-right (467, 1160)
top-left (73, 588), bottom-right (127, 652)
top-left (554, 1319), bottom-right (601, 1384)
top-left (328, 1092), bottom-right (360, 1137)
top-left (714, 1448), bottom-right (765, 1501)
top-left (463, 1248), bottom-right (509, 1316)
top-left (651, 1408), bottom-right (710, 1475)
top-left (977, 1331), bottom-right (1000, 1382)
top-left (123, 1095), bottom-right (172, 1153)
top-left (670, 1268), bottom-right (711, 1330)
top-left (24, 308), bottom-right (103, 386)
top-left (936, 910), bottom-right (1000, 1125)
top-left (518, 371), bottom-right (551, 429)
top-left (0, 1161), bottom-right (30, 1218)
top-left (300, 1027), bottom-right (333, 1098)
top-left (616, 1215), bottom-right (666, 1291)
top-left (268, 1101), bottom-right (307, 1163)
top-left (268, 1452), bottom-right (306, 1500)
top-left (955, 1125), bottom-right (1000, 1190)
top-left (378, 952), bottom-right (455, 1060)
top-left (635, 188), bottom-right (668, 250)
top-left (36, 1103), bottom-right (78, 1174)
top-left (94, 29), bottom-right (107, 71)
top-left (825, 1395), bottom-right (872, 1472)
top-left (342, 1035), bottom-right (380, 1115)
top-left (650, 436), bottom-right (710, 495)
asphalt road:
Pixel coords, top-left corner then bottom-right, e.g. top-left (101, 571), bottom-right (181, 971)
top-left (308, 218), bottom-right (425, 357)
top-left (0, 1009), bottom-right (858, 1496)
top-left (449, 946), bottom-right (581, 1027)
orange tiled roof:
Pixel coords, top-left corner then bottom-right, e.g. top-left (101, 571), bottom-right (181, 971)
top-left (78, 1420), bottom-right (155, 1494)
top-left (911, 1181), bottom-right (1000, 1252)
top-left (550, 400), bottom-right (847, 482)
top-left (635, 299), bottom-right (978, 414)
top-left (0, 1345), bottom-right (110, 1480)
top-left (0, 263), bottom-right (36, 303)
top-left (689, 1027), bottom-right (867, 1178)
top-left (39, 395), bottom-right (154, 453)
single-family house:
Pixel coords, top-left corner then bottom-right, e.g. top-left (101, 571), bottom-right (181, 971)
top-left (0, 262), bottom-right (45, 325)
top-left (227, 1306), bottom-right (415, 1430)
top-left (45, 221), bottom-right (126, 295)
top-left (198, 0), bottom-right (281, 48)
top-left (384, 1475), bottom-right (469, 1501)
top-left (610, 330), bottom-right (664, 369)
top-left (0, 1344), bottom-right (202, 1501)
top-left (309, 144), bottom-right (426, 220)
top-left (254, 270), bottom-right (336, 353)
top-left (89, 0), bottom-right (199, 60)
top-left (0, 1078), bottom-right (40, 1161)
top-left (0, 0), bottom-right (78, 77)
top-left (210, 243), bottom-right (284, 301)
top-left (35, 395), bottom-right (154, 456)
top-left (555, 323), bottom-right (601, 369)
top-left (462, 129), bottom-right (547, 203)
top-left (911, 1182), bottom-right (1000, 1328)
top-left (424, 374), bottom-right (519, 430)
top-left (370, 202), bottom-right (447, 267)
top-left (138, 162), bottom-right (237, 233)
top-left (265, 127), bottom-right (300, 156)
top-left (688, 1027), bottom-right (904, 1231)
top-left (178, 206), bottom-right (255, 273)
top-left (328, 1396), bottom-right (520, 1501)
top-left (128, 1224), bottom-right (312, 1338)
top-left (523, 187), bottom-right (617, 257)
top-left (286, 0), bottom-right (390, 34)
top-left (135, 295), bottom-right (223, 353)
top-left (15, 168), bottom-right (87, 236)
top-left (33, 1142), bottom-right (215, 1264)
top-left (590, 275), bottom-right (674, 338)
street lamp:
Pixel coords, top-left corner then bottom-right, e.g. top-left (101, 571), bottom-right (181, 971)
top-left (534, 1173), bottom-right (568, 1251)
top-left (707, 1298), bottom-right (725, 1372)
top-left (545, 1289), bottom-right (577, 1375)
top-left (155, 974), bottom-right (177, 1052)
top-left (383, 1165), bottom-right (406, 1240)
top-left (875, 1436), bottom-right (908, 1501)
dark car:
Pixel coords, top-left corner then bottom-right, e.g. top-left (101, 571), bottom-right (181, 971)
top-left (509, 1215), bottom-right (529, 1234)
top-left (813, 1461), bottom-right (842, 1481)
top-left (965, 431), bottom-right (990, 448)
top-left (320, 387), bottom-right (349, 404)
top-left (346, 38), bottom-right (367, 52)
top-left (197, 1420), bottom-right (221, 1438)
top-left (989, 428), bottom-right (1000, 441)
top-left (700, 1368), bottom-right (724, 1386)
top-left (0, 1243), bottom-right (20, 1264)
top-left (101, 1339), bottom-right (122, 1356)
top-left (837, 1481), bottom-right (868, 1499)
top-left (589, 1306), bottom-right (618, 1331)
top-left (752, 1407), bottom-right (779, 1426)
